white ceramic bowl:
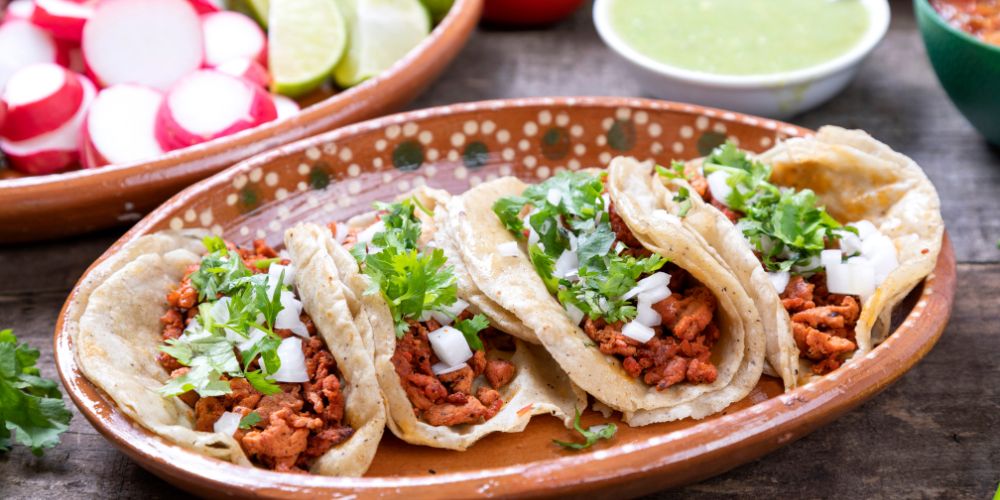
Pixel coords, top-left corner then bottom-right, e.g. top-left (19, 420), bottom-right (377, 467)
top-left (593, 0), bottom-right (890, 119)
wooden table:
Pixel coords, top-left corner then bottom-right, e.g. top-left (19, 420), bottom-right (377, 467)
top-left (1, 1), bottom-right (997, 497)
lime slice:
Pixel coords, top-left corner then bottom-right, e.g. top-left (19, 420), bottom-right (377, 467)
top-left (333, 0), bottom-right (430, 88)
top-left (418, 0), bottom-right (452, 23)
top-left (230, 0), bottom-right (270, 27)
top-left (268, 0), bottom-right (347, 97)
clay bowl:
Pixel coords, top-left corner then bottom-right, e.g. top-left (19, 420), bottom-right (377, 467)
top-left (55, 97), bottom-right (955, 497)
top-left (0, 0), bottom-right (482, 244)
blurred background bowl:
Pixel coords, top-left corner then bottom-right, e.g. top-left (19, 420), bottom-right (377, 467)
top-left (593, 0), bottom-right (890, 119)
top-left (916, 0), bottom-right (1000, 145)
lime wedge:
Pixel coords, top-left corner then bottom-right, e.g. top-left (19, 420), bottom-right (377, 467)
top-left (419, 0), bottom-right (452, 23)
top-left (268, 0), bottom-right (347, 97)
top-left (231, 0), bottom-right (270, 27)
top-left (333, 0), bottom-right (430, 88)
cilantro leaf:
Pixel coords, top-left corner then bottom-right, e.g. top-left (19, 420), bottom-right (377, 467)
top-left (238, 411), bottom-right (262, 429)
top-left (0, 329), bottom-right (72, 456)
top-left (552, 409), bottom-right (617, 451)
top-left (245, 370), bottom-right (282, 396)
top-left (674, 186), bottom-right (692, 217)
top-left (655, 161), bottom-right (688, 180)
top-left (454, 314), bottom-right (490, 351)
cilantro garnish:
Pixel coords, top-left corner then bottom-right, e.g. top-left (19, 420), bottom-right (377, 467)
top-left (552, 409), bottom-right (617, 450)
top-left (238, 411), bottom-right (261, 429)
top-left (158, 237), bottom-right (288, 398)
top-left (0, 329), bottom-right (72, 456)
top-left (674, 186), bottom-right (692, 217)
top-left (492, 172), bottom-right (666, 324)
top-left (655, 161), bottom-right (688, 180)
top-left (699, 143), bottom-right (849, 272)
top-left (352, 199), bottom-right (492, 345)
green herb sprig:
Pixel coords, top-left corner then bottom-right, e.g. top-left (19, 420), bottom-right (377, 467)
top-left (0, 329), bottom-right (72, 456)
top-left (552, 409), bottom-right (617, 450)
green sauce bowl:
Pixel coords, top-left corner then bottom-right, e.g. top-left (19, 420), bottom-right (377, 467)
top-left (916, 0), bottom-right (1000, 145)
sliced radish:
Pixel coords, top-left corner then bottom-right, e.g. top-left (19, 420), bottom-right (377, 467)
top-left (0, 21), bottom-right (59, 90)
top-left (1, 74), bottom-right (94, 174)
top-left (155, 69), bottom-right (276, 150)
top-left (3, 0), bottom-right (36, 24)
top-left (187, 0), bottom-right (223, 14)
top-left (271, 94), bottom-right (300, 120)
top-left (0, 100), bottom-right (6, 131)
top-left (82, 84), bottom-right (163, 167)
top-left (201, 11), bottom-right (267, 67)
top-left (82, 0), bottom-right (203, 91)
top-left (1, 63), bottom-right (83, 141)
top-left (31, 0), bottom-right (95, 42)
top-left (215, 57), bottom-right (270, 89)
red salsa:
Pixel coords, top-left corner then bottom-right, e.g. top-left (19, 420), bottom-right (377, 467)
top-left (933, 0), bottom-right (1000, 45)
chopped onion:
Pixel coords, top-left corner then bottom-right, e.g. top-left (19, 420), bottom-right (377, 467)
top-left (768, 271), bottom-right (790, 293)
top-left (546, 188), bottom-right (562, 206)
top-left (820, 249), bottom-right (843, 269)
top-left (791, 254), bottom-right (821, 274)
top-left (637, 286), bottom-right (671, 305)
top-left (622, 321), bottom-right (655, 343)
top-left (355, 220), bottom-right (385, 245)
top-left (333, 222), bottom-right (349, 244)
top-left (622, 272), bottom-right (671, 300)
top-left (635, 299), bottom-right (661, 327)
top-left (863, 234), bottom-right (898, 283)
top-left (432, 362), bottom-right (469, 376)
top-left (826, 261), bottom-right (876, 298)
top-left (528, 226), bottom-right (540, 246)
top-left (850, 220), bottom-right (878, 240)
top-left (565, 302), bottom-right (585, 325)
top-left (568, 232), bottom-right (579, 251)
top-left (429, 299), bottom-right (469, 326)
top-left (213, 411), bottom-right (241, 436)
top-left (601, 193), bottom-right (611, 211)
top-left (706, 170), bottom-right (733, 207)
top-left (553, 249), bottom-right (579, 279)
top-left (269, 263), bottom-right (295, 288)
top-left (838, 230), bottom-right (863, 256)
top-left (428, 326), bottom-right (473, 366)
top-left (498, 241), bottom-right (520, 257)
top-left (237, 327), bottom-right (267, 351)
top-left (275, 290), bottom-right (309, 337)
top-left (271, 337), bottom-right (309, 383)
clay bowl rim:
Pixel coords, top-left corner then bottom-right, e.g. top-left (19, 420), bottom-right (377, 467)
top-left (53, 96), bottom-right (956, 497)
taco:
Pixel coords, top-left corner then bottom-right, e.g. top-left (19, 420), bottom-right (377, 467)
top-left (319, 186), bottom-right (585, 450)
top-left (444, 170), bottom-right (767, 426)
top-left (648, 126), bottom-right (943, 385)
top-left (66, 230), bottom-right (385, 475)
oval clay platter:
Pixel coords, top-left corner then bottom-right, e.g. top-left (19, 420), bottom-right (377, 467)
top-left (0, 0), bottom-right (482, 244)
top-left (54, 97), bottom-right (955, 498)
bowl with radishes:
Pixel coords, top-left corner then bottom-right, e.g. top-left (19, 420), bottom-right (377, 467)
top-left (0, 0), bottom-right (481, 242)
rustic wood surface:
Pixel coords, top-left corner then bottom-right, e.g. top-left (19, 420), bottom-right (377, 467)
top-left (1, 1), bottom-right (997, 498)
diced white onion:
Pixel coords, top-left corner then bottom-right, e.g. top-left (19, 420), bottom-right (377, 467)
top-left (707, 170), bottom-right (733, 207)
top-left (622, 321), bottom-right (655, 343)
top-left (568, 232), bottom-right (579, 252)
top-left (213, 411), bottom-right (241, 436)
top-left (850, 220), bottom-right (878, 240)
top-left (601, 193), bottom-right (611, 211)
top-left (565, 302), bottom-right (585, 325)
top-left (527, 226), bottom-right (540, 246)
top-left (553, 249), bottom-right (579, 279)
top-left (621, 272), bottom-right (671, 300)
top-left (768, 271), bottom-right (790, 293)
top-left (269, 263), bottom-right (295, 288)
top-left (826, 261), bottom-right (876, 298)
top-left (432, 362), bottom-right (469, 376)
top-left (637, 286), bottom-right (671, 305)
top-left (237, 327), bottom-right (267, 352)
top-left (271, 337), bottom-right (309, 383)
top-left (429, 299), bottom-right (469, 325)
top-left (635, 299), bottom-right (661, 327)
top-left (546, 188), bottom-right (562, 206)
top-left (820, 249), bottom-right (843, 269)
top-left (838, 230), bottom-right (864, 256)
top-left (791, 254), bottom-right (822, 274)
top-left (333, 223), bottom-right (349, 244)
top-left (355, 220), bottom-right (385, 245)
top-left (863, 234), bottom-right (899, 283)
top-left (498, 241), bottom-right (520, 257)
top-left (428, 326), bottom-right (473, 366)
top-left (275, 290), bottom-right (309, 337)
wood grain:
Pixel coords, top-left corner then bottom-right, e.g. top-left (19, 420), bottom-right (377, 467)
top-left (0, 0), bottom-right (996, 498)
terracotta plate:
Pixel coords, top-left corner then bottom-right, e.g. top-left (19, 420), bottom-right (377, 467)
top-left (54, 97), bottom-right (955, 498)
top-left (0, 0), bottom-right (482, 244)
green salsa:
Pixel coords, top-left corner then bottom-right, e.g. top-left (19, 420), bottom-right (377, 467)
top-left (607, 0), bottom-right (870, 76)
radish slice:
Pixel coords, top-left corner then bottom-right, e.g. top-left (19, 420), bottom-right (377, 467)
top-left (271, 337), bottom-right (308, 383)
top-left (31, 0), bottom-right (94, 42)
top-left (1, 63), bottom-right (83, 141)
top-left (0, 21), bottom-right (59, 90)
top-left (1, 74), bottom-right (94, 174)
top-left (187, 0), bottom-right (223, 14)
top-left (622, 321), bottom-right (655, 343)
top-left (215, 57), bottom-right (270, 89)
top-left (155, 69), bottom-right (277, 150)
top-left (212, 411), bottom-right (241, 435)
top-left (428, 326), bottom-right (473, 366)
top-left (82, 0), bottom-right (203, 91)
top-left (201, 11), bottom-right (267, 66)
top-left (3, 0), bottom-right (36, 23)
top-left (271, 95), bottom-right (300, 120)
top-left (82, 84), bottom-right (164, 167)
